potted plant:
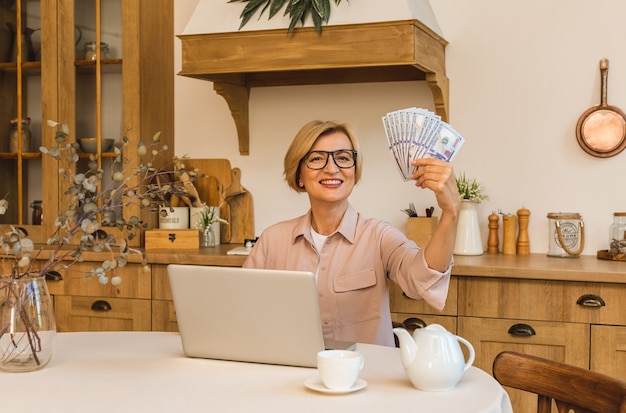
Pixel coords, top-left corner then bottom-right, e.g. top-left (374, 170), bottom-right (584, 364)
top-left (456, 173), bottom-right (488, 202)
top-left (454, 173), bottom-right (488, 256)
top-left (191, 203), bottom-right (228, 247)
top-left (0, 121), bottom-right (196, 372)
top-left (229, 0), bottom-right (346, 33)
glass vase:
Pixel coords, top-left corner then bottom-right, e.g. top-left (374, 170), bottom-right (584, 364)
top-left (0, 275), bottom-right (57, 372)
top-left (453, 200), bottom-right (484, 255)
top-left (200, 226), bottom-right (216, 248)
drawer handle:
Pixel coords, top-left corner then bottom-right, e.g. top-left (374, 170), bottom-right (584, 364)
top-left (576, 294), bottom-right (606, 307)
top-left (403, 317), bottom-right (427, 330)
top-left (507, 323), bottom-right (536, 337)
top-left (401, 292), bottom-right (418, 301)
top-left (44, 270), bottom-right (63, 281)
top-left (91, 300), bottom-right (112, 312)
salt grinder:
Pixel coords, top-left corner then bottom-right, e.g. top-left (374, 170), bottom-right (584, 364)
top-left (488, 212), bottom-right (500, 253)
top-left (502, 214), bottom-right (517, 255)
top-left (516, 208), bottom-right (531, 255)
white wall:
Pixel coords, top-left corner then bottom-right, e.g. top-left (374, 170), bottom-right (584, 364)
top-left (174, 0), bottom-right (626, 256)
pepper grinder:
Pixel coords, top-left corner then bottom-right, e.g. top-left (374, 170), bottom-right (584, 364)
top-left (502, 214), bottom-right (517, 255)
top-left (516, 207), bottom-right (531, 255)
top-left (488, 212), bottom-right (500, 253)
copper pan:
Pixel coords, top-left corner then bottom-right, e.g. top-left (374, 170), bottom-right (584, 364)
top-left (576, 58), bottom-right (626, 158)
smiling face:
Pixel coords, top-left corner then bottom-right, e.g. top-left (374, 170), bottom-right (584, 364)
top-left (300, 131), bottom-right (356, 207)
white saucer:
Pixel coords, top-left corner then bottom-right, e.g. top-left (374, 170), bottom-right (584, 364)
top-left (304, 377), bottom-right (367, 394)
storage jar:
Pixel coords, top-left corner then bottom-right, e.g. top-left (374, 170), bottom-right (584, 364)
top-left (609, 212), bottom-right (626, 254)
top-left (546, 212), bottom-right (584, 257)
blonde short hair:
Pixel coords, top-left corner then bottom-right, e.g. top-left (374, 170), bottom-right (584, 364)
top-left (283, 120), bottom-right (363, 192)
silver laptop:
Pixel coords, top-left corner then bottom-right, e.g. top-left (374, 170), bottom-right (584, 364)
top-left (167, 264), bottom-right (354, 368)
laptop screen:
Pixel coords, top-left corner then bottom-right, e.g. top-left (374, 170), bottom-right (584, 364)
top-left (167, 264), bottom-right (329, 368)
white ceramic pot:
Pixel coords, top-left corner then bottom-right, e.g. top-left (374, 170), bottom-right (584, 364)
top-left (159, 207), bottom-right (189, 229)
top-left (453, 200), bottom-right (483, 256)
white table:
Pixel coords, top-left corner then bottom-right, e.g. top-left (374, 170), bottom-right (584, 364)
top-left (1, 332), bottom-right (512, 413)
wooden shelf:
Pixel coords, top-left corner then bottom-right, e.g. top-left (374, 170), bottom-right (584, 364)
top-left (178, 19), bottom-right (449, 155)
top-left (0, 152), bottom-right (42, 159)
top-left (75, 59), bottom-right (123, 74)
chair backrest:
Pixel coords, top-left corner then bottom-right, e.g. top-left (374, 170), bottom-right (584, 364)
top-left (492, 351), bottom-right (626, 413)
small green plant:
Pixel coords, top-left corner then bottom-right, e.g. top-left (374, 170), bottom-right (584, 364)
top-left (229, 0), bottom-right (345, 33)
top-left (456, 173), bottom-right (488, 202)
top-left (192, 203), bottom-right (228, 231)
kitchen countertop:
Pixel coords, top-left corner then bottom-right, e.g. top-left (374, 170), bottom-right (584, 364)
top-left (143, 244), bottom-right (248, 267)
top-left (142, 249), bottom-right (625, 284)
top-left (452, 253), bottom-right (626, 284)
top-left (35, 244), bottom-right (626, 283)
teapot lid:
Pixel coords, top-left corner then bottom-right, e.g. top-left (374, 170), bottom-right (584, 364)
top-left (416, 323), bottom-right (449, 336)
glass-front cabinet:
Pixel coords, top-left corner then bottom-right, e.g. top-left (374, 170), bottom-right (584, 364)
top-left (0, 0), bottom-right (173, 246)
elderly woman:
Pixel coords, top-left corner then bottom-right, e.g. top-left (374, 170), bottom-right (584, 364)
top-left (244, 120), bottom-right (461, 346)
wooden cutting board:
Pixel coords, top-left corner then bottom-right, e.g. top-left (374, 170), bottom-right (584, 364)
top-left (182, 159), bottom-right (254, 244)
top-left (225, 168), bottom-right (254, 243)
top-left (183, 158), bottom-right (232, 197)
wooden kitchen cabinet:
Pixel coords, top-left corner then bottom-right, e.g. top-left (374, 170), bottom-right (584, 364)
top-left (456, 276), bottom-right (626, 413)
top-left (591, 324), bottom-right (626, 380)
top-left (151, 264), bottom-right (178, 332)
top-left (54, 295), bottom-right (151, 331)
top-left (0, 0), bottom-right (174, 244)
top-left (46, 260), bottom-right (152, 332)
top-left (389, 276), bottom-right (458, 333)
top-left (458, 317), bottom-right (589, 413)
top-left (389, 254), bottom-right (626, 413)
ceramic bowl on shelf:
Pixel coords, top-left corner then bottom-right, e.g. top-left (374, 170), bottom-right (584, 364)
top-left (79, 138), bottom-right (115, 153)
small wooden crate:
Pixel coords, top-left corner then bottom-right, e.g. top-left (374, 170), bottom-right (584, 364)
top-left (144, 229), bottom-right (199, 249)
top-left (406, 217), bottom-right (438, 248)
top-left (597, 250), bottom-right (626, 261)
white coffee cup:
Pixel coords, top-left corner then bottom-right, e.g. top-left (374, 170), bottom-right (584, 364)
top-left (317, 350), bottom-right (364, 390)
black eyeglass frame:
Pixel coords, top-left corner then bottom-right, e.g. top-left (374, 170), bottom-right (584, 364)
top-left (302, 149), bottom-right (358, 170)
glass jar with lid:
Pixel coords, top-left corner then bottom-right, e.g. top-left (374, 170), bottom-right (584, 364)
top-left (609, 212), bottom-right (626, 254)
top-left (83, 42), bottom-right (110, 61)
top-left (9, 118), bottom-right (31, 153)
top-left (30, 200), bottom-right (42, 225)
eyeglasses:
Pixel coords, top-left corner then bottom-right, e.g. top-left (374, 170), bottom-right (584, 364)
top-left (303, 150), bottom-right (357, 170)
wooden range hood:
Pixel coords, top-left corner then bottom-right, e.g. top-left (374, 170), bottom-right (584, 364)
top-left (178, 19), bottom-right (448, 155)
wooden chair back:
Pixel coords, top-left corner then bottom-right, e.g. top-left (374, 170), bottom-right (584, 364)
top-left (492, 351), bottom-right (626, 413)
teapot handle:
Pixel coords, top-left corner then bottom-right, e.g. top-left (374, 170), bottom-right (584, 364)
top-left (456, 335), bottom-right (475, 372)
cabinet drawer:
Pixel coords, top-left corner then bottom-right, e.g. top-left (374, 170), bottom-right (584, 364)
top-left (389, 276), bottom-right (457, 316)
top-left (458, 277), bottom-right (626, 325)
top-left (591, 324), bottom-right (626, 380)
top-left (391, 312), bottom-right (457, 334)
top-left (46, 262), bottom-right (151, 299)
top-left (458, 316), bottom-right (590, 368)
top-left (55, 295), bottom-right (151, 332)
top-left (459, 316), bottom-right (589, 413)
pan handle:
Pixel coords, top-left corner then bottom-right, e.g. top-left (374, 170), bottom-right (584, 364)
top-left (600, 58), bottom-right (609, 107)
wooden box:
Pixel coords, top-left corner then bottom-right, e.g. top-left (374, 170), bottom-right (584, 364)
top-left (144, 229), bottom-right (199, 249)
top-left (406, 217), bottom-right (438, 248)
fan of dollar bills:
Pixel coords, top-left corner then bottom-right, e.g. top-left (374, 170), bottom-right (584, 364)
top-left (382, 107), bottom-right (464, 181)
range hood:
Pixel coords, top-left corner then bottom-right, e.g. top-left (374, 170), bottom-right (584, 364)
top-left (178, 0), bottom-right (448, 155)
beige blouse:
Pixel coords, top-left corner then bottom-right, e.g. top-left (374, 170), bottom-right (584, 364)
top-left (243, 204), bottom-right (451, 346)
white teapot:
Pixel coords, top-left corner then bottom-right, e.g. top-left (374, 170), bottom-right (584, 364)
top-left (393, 323), bottom-right (475, 391)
